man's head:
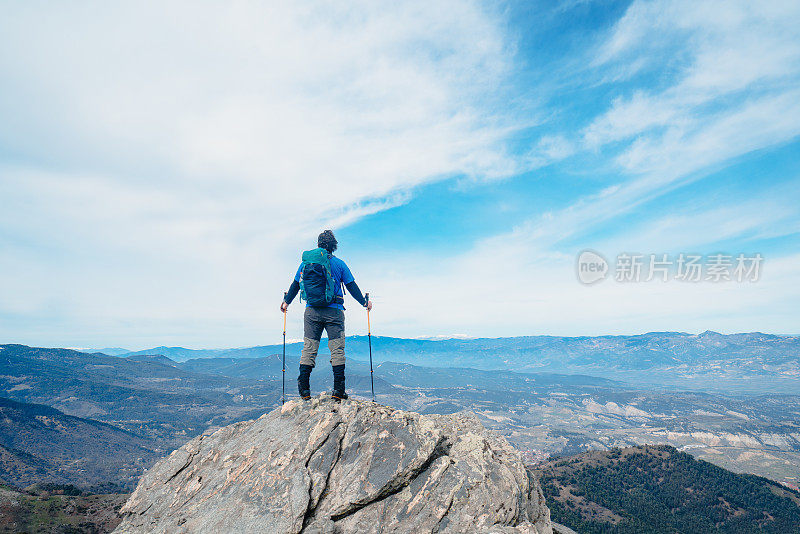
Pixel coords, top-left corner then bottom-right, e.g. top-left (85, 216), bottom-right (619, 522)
top-left (318, 229), bottom-right (338, 253)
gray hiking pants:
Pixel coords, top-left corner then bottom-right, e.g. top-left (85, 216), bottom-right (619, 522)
top-left (300, 306), bottom-right (345, 367)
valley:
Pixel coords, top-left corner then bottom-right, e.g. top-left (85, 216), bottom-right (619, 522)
top-left (1, 332), bottom-right (798, 495)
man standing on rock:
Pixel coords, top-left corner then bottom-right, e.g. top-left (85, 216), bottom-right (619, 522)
top-left (280, 230), bottom-right (372, 401)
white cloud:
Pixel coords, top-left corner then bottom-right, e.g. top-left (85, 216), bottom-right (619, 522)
top-left (362, 240), bottom-right (800, 338)
top-left (615, 89), bottom-right (800, 176)
top-left (362, 0), bottom-right (800, 339)
top-left (1, 0), bottom-right (798, 346)
top-left (0, 1), bottom-right (530, 347)
top-left (530, 0), bottom-right (800, 258)
top-left (586, 0), bottom-right (800, 149)
top-left (592, 189), bottom-right (800, 255)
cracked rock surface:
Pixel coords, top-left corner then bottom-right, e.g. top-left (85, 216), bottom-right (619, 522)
top-left (114, 397), bottom-right (552, 534)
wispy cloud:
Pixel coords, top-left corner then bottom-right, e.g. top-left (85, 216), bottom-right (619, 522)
top-left (525, 0), bottom-right (800, 252)
top-left (0, 1), bottom-right (529, 346)
top-left (586, 0), bottom-right (800, 150)
top-left (1, 0), bottom-right (798, 345)
top-left (368, 0), bottom-right (800, 338)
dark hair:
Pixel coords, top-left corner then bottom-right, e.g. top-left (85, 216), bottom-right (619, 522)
top-left (318, 230), bottom-right (338, 253)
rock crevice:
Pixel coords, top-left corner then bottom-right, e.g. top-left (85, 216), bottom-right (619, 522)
top-left (115, 397), bottom-right (552, 534)
top-left (330, 435), bottom-right (452, 523)
top-left (302, 420), bottom-right (344, 529)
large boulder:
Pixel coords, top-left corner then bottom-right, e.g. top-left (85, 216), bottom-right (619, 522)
top-left (115, 397), bottom-right (552, 533)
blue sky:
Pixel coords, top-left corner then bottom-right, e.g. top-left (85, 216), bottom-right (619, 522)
top-left (1, 0), bottom-right (799, 348)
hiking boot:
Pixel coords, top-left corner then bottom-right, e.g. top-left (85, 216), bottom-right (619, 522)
top-left (298, 364), bottom-right (313, 400)
top-left (331, 364), bottom-right (347, 401)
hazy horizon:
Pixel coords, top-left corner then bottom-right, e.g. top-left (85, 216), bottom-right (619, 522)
top-left (4, 328), bottom-right (793, 354)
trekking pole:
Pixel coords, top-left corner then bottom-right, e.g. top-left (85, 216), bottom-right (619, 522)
top-left (282, 292), bottom-right (287, 405)
top-left (366, 293), bottom-right (374, 402)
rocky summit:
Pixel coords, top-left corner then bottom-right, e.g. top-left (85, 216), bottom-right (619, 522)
top-left (114, 396), bottom-right (552, 533)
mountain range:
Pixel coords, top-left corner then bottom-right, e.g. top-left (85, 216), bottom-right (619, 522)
top-left (0, 344), bottom-right (280, 443)
top-left (90, 330), bottom-right (800, 393)
top-left (1, 335), bottom-right (799, 531)
top-left (3, 335), bottom-right (800, 491)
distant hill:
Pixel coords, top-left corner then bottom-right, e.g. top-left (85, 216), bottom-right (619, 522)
top-left (534, 444), bottom-right (800, 534)
top-left (176, 354), bottom-right (620, 389)
top-left (121, 346), bottom-right (227, 360)
top-left (96, 331), bottom-right (800, 393)
top-left (125, 353), bottom-right (177, 366)
top-left (93, 347), bottom-right (132, 357)
top-left (370, 361), bottom-right (623, 389)
top-left (0, 397), bottom-right (161, 491)
top-left (0, 344), bottom-right (281, 442)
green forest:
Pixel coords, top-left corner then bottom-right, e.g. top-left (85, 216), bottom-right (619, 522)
top-left (536, 445), bottom-right (800, 534)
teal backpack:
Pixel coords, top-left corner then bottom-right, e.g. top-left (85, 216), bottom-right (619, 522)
top-left (299, 248), bottom-right (343, 307)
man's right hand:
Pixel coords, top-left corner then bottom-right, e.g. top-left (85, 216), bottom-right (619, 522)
top-left (366, 300), bottom-right (373, 312)
top-left (280, 301), bottom-right (289, 313)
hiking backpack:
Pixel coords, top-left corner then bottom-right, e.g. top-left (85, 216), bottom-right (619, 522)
top-left (299, 248), bottom-right (344, 307)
